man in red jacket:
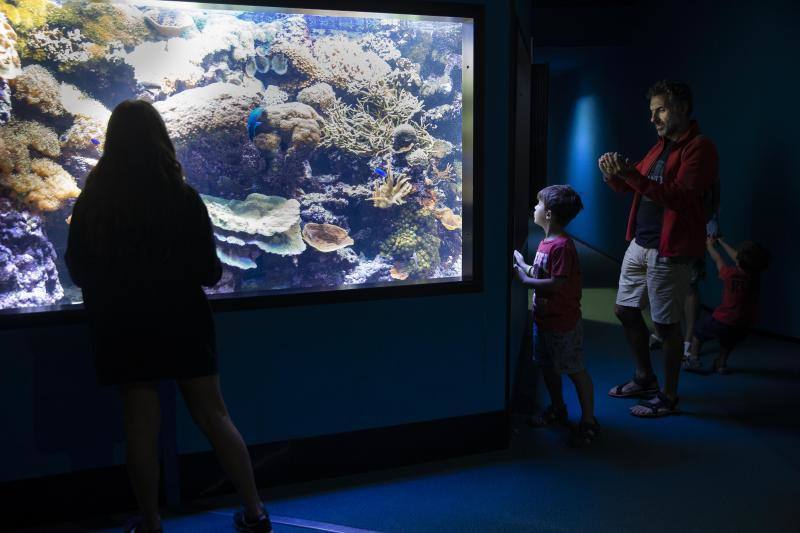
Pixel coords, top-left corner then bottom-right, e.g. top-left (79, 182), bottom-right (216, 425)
top-left (598, 80), bottom-right (718, 417)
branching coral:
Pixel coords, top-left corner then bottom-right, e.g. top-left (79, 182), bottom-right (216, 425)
top-left (321, 79), bottom-right (433, 157)
top-left (370, 160), bottom-right (414, 209)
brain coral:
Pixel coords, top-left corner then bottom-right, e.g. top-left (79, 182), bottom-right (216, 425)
top-left (263, 102), bottom-right (324, 158)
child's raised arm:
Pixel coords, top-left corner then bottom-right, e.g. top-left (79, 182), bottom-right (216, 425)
top-left (718, 238), bottom-right (738, 263)
top-left (706, 237), bottom-right (726, 273)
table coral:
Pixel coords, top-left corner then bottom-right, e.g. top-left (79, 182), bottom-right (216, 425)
top-left (301, 223), bottom-right (354, 253)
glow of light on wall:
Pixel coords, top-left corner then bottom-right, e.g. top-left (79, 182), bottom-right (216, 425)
top-left (565, 95), bottom-right (598, 242)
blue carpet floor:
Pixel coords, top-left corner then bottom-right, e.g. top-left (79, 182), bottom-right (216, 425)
top-left (31, 246), bottom-right (800, 532)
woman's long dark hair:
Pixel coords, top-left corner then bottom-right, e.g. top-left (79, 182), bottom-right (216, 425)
top-left (77, 99), bottom-right (188, 268)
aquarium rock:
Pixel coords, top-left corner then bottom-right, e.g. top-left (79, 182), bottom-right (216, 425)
top-left (0, 198), bottom-right (64, 309)
top-left (0, 79), bottom-right (11, 124)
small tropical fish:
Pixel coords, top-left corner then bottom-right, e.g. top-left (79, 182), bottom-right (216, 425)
top-left (90, 138), bottom-right (101, 145)
top-left (373, 167), bottom-right (387, 177)
top-left (247, 107), bottom-right (264, 141)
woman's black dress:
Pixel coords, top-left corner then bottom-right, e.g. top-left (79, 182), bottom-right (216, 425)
top-left (65, 186), bottom-right (223, 386)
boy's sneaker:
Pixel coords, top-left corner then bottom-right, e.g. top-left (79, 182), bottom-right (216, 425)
top-left (234, 508), bottom-right (273, 533)
top-left (683, 341), bottom-right (692, 357)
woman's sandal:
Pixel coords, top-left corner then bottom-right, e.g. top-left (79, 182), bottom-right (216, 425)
top-left (569, 417), bottom-right (601, 447)
top-left (528, 404), bottom-right (569, 427)
top-left (608, 375), bottom-right (660, 398)
top-left (630, 391), bottom-right (680, 418)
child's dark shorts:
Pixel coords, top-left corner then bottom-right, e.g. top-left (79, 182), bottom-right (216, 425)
top-left (533, 320), bottom-right (584, 375)
top-left (694, 315), bottom-right (749, 350)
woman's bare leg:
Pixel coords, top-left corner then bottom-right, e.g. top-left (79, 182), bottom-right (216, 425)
top-left (119, 382), bottom-right (162, 531)
top-left (178, 375), bottom-right (263, 519)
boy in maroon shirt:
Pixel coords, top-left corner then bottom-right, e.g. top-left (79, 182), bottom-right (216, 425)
top-left (683, 237), bottom-right (770, 374)
top-left (513, 185), bottom-right (598, 445)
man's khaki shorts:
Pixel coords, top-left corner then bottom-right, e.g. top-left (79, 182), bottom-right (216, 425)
top-left (616, 240), bottom-right (692, 325)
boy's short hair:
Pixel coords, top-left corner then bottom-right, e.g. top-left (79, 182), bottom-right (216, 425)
top-left (646, 79), bottom-right (693, 116)
top-left (737, 241), bottom-right (771, 273)
top-left (537, 185), bottom-right (583, 227)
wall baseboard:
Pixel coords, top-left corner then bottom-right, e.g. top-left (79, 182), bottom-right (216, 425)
top-left (2, 410), bottom-right (508, 528)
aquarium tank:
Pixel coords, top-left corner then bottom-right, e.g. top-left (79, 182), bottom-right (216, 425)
top-left (0, 0), bottom-right (475, 315)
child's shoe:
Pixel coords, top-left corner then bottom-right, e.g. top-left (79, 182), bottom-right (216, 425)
top-left (683, 341), bottom-right (692, 357)
top-left (569, 417), bottom-right (600, 447)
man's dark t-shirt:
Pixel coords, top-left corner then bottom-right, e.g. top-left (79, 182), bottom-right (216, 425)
top-left (635, 141), bottom-right (672, 249)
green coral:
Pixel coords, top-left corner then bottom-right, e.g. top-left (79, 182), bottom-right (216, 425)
top-left (380, 207), bottom-right (441, 275)
top-left (48, 0), bottom-right (148, 48)
top-left (0, 0), bottom-right (51, 32)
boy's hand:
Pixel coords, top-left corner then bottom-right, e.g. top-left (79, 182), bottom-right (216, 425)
top-left (512, 263), bottom-right (527, 282)
top-left (706, 235), bottom-right (718, 248)
top-left (513, 249), bottom-right (527, 270)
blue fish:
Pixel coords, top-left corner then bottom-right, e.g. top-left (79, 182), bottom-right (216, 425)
top-left (247, 107), bottom-right (264, 141)
top-left (90, 138), bottom-right (101, 145)
top-left (373, 167), bottom-right (387, 177)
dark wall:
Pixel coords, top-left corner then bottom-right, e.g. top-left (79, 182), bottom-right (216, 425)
top-left (0, 0), bottom-right (513, 483)
top-left (535, 0), bottom-right (800, 338)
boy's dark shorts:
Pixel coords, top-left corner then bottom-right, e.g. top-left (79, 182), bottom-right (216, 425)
top-left (533, 320), bottom-right (584, 375)
top-left (694, 315), bottom-right (748, 350)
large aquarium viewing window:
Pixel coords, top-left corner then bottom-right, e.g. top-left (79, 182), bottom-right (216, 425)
top-left (0, 0), bottom-right (478, 320)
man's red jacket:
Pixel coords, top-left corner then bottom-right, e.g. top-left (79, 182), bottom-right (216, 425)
top-left (603, 120), bottom-right (718, 258)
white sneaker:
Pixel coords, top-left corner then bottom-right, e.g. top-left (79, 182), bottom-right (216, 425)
top-left (683, 341), bottom-right (691, 357)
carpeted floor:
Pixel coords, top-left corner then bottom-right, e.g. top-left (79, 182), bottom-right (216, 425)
top-left (30, 246), bottom-right (800, 532)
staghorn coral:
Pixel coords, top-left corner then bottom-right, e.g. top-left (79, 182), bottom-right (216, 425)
top-left (312, 34), bottom-right (391, 94)
top-left (10, 65), bottom-right (64, 116)
top-left (301, 223), bottom-right (354, 253)
top-left (321, 79), bottom-right (433, 157)
top-left (370, 160), bottom-right (413, 209)
top-left (1, 13), bottom-right (22, 80)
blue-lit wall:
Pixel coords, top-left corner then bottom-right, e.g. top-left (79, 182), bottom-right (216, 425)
top-left (0, 0), bottom-right (512, 483)
top-left (537, 0), bottom-right (800, 338)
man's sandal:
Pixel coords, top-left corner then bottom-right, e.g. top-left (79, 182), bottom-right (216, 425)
top-left (630, 392), bottom-right (680, 418)
top-left (608, 375), bottom-right (660, 398)
top-left (528, 404), bottom-right (569, 427)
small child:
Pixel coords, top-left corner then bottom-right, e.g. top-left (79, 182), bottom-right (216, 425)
top-left (682, 237), bottom-right (771, 374)
top-left (513, 184), bottom-right (597, 445)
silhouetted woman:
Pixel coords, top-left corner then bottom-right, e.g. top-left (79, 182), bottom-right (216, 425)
top-left (66, 100), bottom-right (272, 533)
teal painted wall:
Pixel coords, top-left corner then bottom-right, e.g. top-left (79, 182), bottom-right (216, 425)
top-left (536, 0), bottom-right (799, 338)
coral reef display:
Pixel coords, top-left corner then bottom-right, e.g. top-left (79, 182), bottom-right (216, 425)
top-left (0, 2), bottom-right (469, 312)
